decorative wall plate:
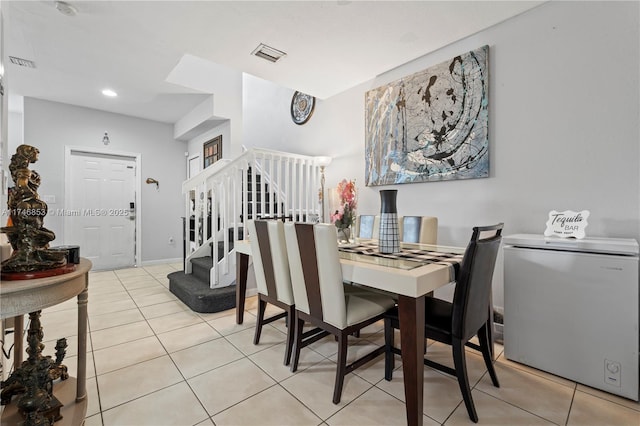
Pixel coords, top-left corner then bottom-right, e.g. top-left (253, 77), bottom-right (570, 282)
top-left (290, 91), bottom-right (315, 125)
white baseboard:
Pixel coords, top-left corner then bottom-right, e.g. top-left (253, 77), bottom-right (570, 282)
top-left (140, 258), bottom-right (183, 267)
top-left (245, 288), bottom-right (258, 298)
top-left (493, 305), bottom-right (504, 343)
top-left (493, 322), bottom-right (504, 343)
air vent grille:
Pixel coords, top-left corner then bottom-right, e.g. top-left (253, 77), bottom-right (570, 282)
top-left (9, 56), bottom-right (36, 68)
top-left (251, 43), bottom-right (286, 63)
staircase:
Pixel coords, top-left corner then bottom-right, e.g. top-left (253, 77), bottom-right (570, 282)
top-left (168, 148), bottom-right (325, 313)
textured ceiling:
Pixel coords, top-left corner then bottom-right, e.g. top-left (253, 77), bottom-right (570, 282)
top-left (4, 1), bottom-right (543, 123)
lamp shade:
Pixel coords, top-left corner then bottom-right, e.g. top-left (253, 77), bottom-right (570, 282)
top-left (315, 156), bottom-right (332, 167)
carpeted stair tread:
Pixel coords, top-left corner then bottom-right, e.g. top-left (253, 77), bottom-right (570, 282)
top-left (190, 256), bottom-right (213, 268)
top-left (168, 270), bottom-right (236, 313)
top-left (190, 256), bottom-right (213, 282)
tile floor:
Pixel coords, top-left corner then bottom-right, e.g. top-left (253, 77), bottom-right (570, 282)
top-left (3, 262), bottom-right (639, 425)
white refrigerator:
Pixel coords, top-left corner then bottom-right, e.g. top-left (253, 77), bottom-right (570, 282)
top-left (504, 234), bottom-right (639, 400)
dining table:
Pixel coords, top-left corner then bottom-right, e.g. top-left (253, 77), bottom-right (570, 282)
top-left (234, 238), bottom-right (465, 426)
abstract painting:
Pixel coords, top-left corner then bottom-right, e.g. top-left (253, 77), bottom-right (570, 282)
top-left (365, 46), bottom-right (489, 186)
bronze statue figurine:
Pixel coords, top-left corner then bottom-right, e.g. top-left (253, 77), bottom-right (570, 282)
top-left (1, 311), bottom-right (67, 425)
top-left (1, 144), bottom-right (66, 272)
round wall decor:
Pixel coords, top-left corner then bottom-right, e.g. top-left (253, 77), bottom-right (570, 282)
top-left (290, 91), bottom-right (315, 125)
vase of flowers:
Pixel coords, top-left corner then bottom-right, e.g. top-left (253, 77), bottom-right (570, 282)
top-left (331, 179), bottom-right (357, 244)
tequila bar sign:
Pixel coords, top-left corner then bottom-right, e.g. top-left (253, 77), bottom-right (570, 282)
top-left (544, 210), bottom-right (590, 239)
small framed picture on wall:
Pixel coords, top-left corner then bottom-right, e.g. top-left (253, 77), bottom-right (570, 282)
top-left (203, 135), bottom-right (222, 168)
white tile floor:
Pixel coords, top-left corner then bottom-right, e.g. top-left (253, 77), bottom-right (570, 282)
top-left (4, 262), bottom-right (640, 425)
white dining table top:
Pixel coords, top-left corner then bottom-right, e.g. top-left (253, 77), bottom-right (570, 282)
top-left (235, 238), bottom-right (464, 298)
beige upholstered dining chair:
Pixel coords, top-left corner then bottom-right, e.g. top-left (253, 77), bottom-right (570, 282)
top-left (399, 215), bottom-right (438, 244)
top-left (247, 219), bottom-right (296, 365)
top-left (284, 222), bottom-right (396, 404)
top-left (355, 214), bottom-right (380, 240)
top-left (356, 215), bottom-right (438, 244)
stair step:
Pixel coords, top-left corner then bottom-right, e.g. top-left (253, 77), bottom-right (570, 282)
top-left (191, 256), bottom-right (213, 282)
top-left (168, 271), bottom-right (236, 313)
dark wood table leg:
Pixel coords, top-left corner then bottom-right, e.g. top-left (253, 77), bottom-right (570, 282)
top-left (398, 294), bottom-right (425, 426)
top-left (236, 252), bottom-right (249, 324)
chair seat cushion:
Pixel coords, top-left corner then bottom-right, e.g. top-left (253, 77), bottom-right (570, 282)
top-left (424, 297), bottom-right (453, 335)
top-left (385, 297), bottom-right (452, 336)
top-left (345, 292), bottom-right (396, 327)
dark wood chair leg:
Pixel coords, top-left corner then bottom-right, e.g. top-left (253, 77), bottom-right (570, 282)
top-left (384, 317), bottom-right (395, 381)
top-left (254, 297), bottom-right (266, 345)
top-left (333, 331), bottom-right (349, 404)
top-left (452, 339), bottom-right (478, 423)
top-left (284, 306), bottom-right (295, 366)
top-left (290, 316), bottom-right (304, 373)
top-left (486, 307), bottom-right (495, 359)
top-left (478, 324), bottom-right (500, 387)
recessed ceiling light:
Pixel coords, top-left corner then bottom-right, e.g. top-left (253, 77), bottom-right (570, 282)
top-left (102, 89), bottom-right (117, 97)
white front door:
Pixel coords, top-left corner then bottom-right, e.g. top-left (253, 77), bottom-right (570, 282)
top-left (65, 151), bottom-right (136, 270)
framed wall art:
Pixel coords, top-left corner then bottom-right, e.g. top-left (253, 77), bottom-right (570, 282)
top-left (365, 45), bottom-right (489, 186)
top-left (203, 135), bottom-right (222, 168)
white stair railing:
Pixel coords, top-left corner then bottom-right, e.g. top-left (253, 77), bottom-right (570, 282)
top-left (183, 148), bottom-right (324, 288)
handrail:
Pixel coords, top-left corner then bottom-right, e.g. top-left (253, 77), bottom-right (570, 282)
top-left (183, 147), bottom-right (326, 287)
top-left (182, 148), bottom-right (326, 194)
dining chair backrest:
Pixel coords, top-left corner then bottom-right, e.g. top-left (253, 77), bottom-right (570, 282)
top-left (284, 222), bottom-right (348, 329)
top-left (248, 219), bottom-right (294, 306)
top-left (356, 215), bottom-right (379, 240)
top-left (358, 215), bottom-right (438, 244)
top-left (452, 223), bottom-right (503, 342)
top-left (400, 216), bottom-right (438, 244)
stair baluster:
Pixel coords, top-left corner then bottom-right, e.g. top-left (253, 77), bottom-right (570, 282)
top-left (173, 149), bottom-right (327, 310)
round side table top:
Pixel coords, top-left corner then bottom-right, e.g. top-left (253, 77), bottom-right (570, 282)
top-left (0, 258), bottom-right (92, 319)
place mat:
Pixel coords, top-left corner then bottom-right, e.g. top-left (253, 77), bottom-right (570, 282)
top-left (339, 241), bottom-right (464, 275)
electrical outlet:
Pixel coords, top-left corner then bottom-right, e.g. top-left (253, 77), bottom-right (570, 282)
top-left (168, 236), bottom-right (174, 245)
top-left (604, 359), bottom-right (621, 387)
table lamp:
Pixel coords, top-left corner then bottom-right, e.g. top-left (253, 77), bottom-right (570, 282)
top-left (315, 156), bottom-right (332, 222)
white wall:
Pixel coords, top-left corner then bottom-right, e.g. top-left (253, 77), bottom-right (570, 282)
top-left (8, 111), bottom-right (23, 147)
top-left (242, 1), bottom-right (640, 310)
top-left (187, 120), bottom-right (231, 167)
top-left (0, 8), bottom-right (7, 218)
top-left (243, 74), bottom-right (327, 153)
top-left (20, 98), bottom-right (186, 263)
top-left (168, 55), bottom-right (244, 159)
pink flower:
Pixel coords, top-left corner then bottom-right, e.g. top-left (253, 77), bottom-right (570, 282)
top-left (330, 205), bottom-right (345, 224)
top-left (333, 179), bottom-right (357, 228)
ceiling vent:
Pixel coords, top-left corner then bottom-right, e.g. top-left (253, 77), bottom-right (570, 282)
top-left (9, 56), bottom-right (36, 68)
top-left (251, 43), bottom-right (287, 63)
top-left (55, 1), bottom-right (78, 17)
